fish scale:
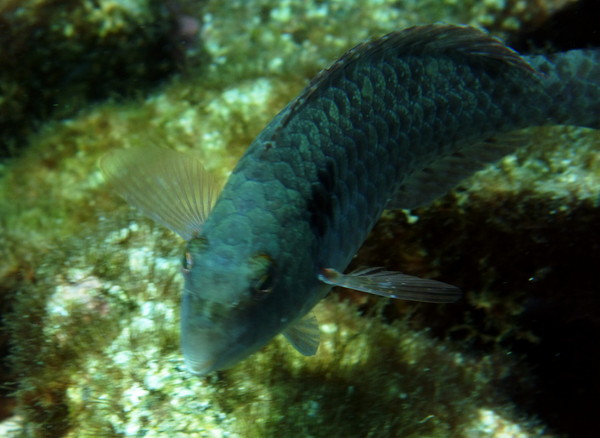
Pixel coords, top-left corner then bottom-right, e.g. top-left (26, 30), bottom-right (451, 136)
top-left (227, 40), bottom-right (533, 273)
top-left (100, 24), bottom-right (600, 374)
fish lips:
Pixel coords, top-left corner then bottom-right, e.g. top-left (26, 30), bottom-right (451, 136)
top-left (181, 329), bottom-right (250, 375)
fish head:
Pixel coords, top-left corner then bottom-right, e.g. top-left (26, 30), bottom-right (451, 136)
top-left (180, 236), bottom-right (279, 375)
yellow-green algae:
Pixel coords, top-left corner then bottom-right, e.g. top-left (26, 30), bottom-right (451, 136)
top-left (0, 0), bottom-right (597, 436)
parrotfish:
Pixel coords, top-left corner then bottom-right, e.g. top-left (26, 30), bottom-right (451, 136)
top-left (100, 25), bottom-right (600, 375)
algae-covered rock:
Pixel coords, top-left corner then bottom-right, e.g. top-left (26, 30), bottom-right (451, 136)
top-left (350, 125), bottom-right (600, 437)
top-left (0, 0), bottom-right (597, 437)
top-left (0, 0), bottom-right (199, 156)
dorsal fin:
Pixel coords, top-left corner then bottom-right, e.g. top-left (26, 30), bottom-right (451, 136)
top-left (277, 24), bottom-right (536, 130)
top-left (367, 24), bottom-right (536, 71)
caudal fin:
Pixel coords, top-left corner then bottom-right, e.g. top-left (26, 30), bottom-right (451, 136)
top-left (527, 49), bottom-right (600, 129)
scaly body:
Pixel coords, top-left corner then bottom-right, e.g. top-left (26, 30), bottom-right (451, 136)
top-left (101, 25), bottom-right (600, 374)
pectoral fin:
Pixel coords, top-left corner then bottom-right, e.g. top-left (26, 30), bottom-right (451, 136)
top-left (99, 146), bottom-right (221, 241)
top-left (282, 312), bottom-right (320, 356)
top-left (318, 267), bottom-right (461, 303)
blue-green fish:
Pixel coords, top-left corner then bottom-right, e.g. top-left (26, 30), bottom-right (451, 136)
top-left (100, 25), bottom-right (600, 375)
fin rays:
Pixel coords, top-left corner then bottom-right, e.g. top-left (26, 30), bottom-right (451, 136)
top-left (319, 267), bottom-right (461, 303)
top-left (282, 312), bottom-right (320, 356)
top-left (99, 146), bottom-right (220, 240)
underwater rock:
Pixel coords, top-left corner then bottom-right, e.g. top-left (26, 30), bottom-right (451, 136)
top-left (0, 0), bottom-right (198, 156)
top-left (510, 0), bottom-right (600, 52)
top-left (348, 125), bottom-right (600, 437)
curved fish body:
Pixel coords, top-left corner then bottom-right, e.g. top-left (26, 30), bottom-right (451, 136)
top-left (101, 25), bottom-right (600, 375)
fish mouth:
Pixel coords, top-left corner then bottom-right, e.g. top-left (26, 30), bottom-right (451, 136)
top-left (183, 340), bottom-right (250, 375)
top-left (185, 357), bottom-right (218, 375)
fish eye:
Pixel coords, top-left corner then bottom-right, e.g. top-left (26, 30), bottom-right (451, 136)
top-left (254, 272), bottom-right (274, 296)
top-left (182, 251), bottom-right (193, 273)
top-left (249, 254), bottom-right (276, 301)
top-left (251, 276), bottom-right (273, 301)
top-left (183, 237), bottom-right (208, 274)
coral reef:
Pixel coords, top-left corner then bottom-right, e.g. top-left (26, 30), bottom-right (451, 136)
top-left (0, 0), bottom-right (597, 437)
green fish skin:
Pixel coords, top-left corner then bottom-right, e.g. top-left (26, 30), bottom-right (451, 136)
top-left (100, 25), bottom-right (600, 375)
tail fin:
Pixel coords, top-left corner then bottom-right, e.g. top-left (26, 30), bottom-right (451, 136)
top-left (527, 49), bottom-right (600, 129)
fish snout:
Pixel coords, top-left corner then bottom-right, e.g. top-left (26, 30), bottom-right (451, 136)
top-left (184, 356), bottom-right (218, 375)
top-left (180, 325), bottom-right (226, 375)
